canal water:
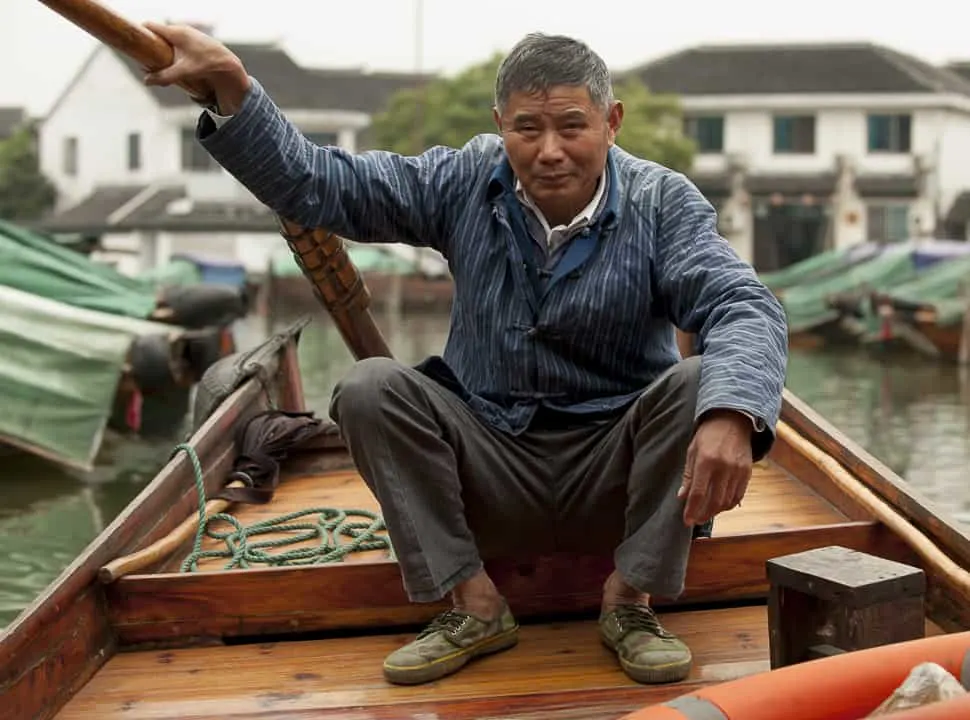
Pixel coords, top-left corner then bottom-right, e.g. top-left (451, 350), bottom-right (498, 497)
top-left (1, 309), bottom-right (968, 628)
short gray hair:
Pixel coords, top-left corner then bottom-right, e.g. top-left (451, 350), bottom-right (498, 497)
top-left (494, 33), bottom-right (614, 114)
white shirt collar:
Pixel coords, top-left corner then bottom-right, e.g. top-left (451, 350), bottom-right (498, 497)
top-left (514, 173), bottom-right (606, 239)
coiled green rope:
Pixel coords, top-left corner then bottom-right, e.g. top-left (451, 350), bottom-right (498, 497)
top-left (172, 443), bottom-right (393, 572)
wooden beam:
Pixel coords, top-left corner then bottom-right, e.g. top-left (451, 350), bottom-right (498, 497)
top-left (107, 521), bottom-right (908, 648)
top-left (780, 389), bottom-right (970, 568)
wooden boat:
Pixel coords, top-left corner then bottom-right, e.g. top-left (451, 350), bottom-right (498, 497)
top-left (9, 3), bottom-right (968, 717)
top-left (0, 282), bottom-right (236, 472)
top-left (866, 258), bottom-right (970, 363)
top-left (769, 241), bottom-right (970, 353)
top-left (3, 314), bottom-right (970, 719)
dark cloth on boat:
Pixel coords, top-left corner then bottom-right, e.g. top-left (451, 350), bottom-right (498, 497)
top-left (330, 356), bottom-right (700, 603)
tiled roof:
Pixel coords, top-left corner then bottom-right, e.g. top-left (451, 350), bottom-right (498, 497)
top-left (35, 184), bottom-right (281, 234)
top-left (946, 63), bottom-right (970, 83)
top-left (38, 185), bottom-right (147, 232)
top-left (856, 175), bottom-right (920, 197)
top-left (626, 42), bottom-right (970, 96)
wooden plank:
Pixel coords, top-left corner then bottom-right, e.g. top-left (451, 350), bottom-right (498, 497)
top-left (781, 389), bottom-right (970, 566)
top-left (1, 589), bottom-right (113, 720)
top-left (0, 331), bottom-right (299, 720)
top-left (107, 521), bottom-right (907, 647)
top-left (59, 606), bottom-right (771, 719)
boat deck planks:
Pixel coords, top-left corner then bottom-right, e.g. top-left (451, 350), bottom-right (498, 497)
top-left (56, 606), bottom-right (772, 720)
top-left (170, 458), bottom-right (847, 574)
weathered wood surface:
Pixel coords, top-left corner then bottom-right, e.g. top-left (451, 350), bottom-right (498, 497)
top-left (49, 604), bottom-right (953, 720)
top-left (0, 332), bottom-right (297, 720)
top-left (107, 521), bottom-right (907, 647)
top-left (58, 606), bottom-right (773, 719)
top-left (767, 546), bottom-right (926, 668)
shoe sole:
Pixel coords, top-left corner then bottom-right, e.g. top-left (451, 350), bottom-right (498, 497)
top-left (383, 625), bottom-right (520, 685)
top-left (601, 637), bottom-right (692, 684)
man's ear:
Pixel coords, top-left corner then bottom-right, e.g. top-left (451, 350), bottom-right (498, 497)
top-left (492, 106), bottom-right (502, 132)
top-left (608, 101), bottom-right (624, 145)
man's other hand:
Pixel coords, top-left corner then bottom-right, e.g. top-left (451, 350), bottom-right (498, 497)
top-left (678, 410), bottom-right (754, 526)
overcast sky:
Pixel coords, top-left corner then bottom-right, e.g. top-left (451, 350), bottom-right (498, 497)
top-left (3, 0), bottom-right (967, 116)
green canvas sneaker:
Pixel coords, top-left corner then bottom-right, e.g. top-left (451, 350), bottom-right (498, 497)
top-left (599, 603), bottom-right (692, 683)
top-left (383, 605), bottom-right (519, 685)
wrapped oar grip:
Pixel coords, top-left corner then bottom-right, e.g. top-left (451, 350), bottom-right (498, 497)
top-left (276, 218), bottom-right (394, 360)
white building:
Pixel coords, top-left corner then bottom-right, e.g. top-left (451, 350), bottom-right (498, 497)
top-left (627, 42), bottom-right (970, 270)
top-left (35, 36), bottom-right (428, 276)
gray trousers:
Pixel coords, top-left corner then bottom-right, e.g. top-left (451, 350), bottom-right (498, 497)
top-left (329, 356), bottom-right (701, 603)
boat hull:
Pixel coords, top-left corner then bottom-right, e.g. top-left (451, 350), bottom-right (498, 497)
top-left (3, 327), bottom-right (970, 720)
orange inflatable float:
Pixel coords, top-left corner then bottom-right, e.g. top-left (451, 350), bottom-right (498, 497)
top-left (621, 632), bottom-right (970, 720)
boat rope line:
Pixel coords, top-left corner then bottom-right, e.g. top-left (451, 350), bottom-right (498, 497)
top-left (171, 443), bottom-right (393, 573)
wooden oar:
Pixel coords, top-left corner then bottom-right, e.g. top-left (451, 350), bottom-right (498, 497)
top-left (98, 480), bottom-right (246, 582)
top-left (38, 0), bottom-right (394, 361)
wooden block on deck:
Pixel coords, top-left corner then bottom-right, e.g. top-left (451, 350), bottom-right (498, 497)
top-left (766, 545), bottom-right (925, 669)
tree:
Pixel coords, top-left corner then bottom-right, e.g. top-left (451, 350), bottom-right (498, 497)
top-left (611, 77), bottom-right (696, 173)
top-left (370, 56), bottom-right (696, 173)
top-left (0, 127), bottom-right (58, 222)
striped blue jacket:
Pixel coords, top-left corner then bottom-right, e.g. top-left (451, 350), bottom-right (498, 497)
top-left (200, 78), bottom-right (789, 457)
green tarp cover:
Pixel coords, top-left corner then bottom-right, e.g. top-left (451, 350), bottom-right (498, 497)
top-left (0, 219), bottom-right (158, 319)
top-left (883, 255), bottom-right (970, 325)
top-left (270, 244), bottom-right (417, 277)
top-left (0, 284), bottom-right (180, 471)
top-left (781, 250), bottom-right (921, 333)
top-left (138, 257), bottom-right (204, 288)
top-left (759, 247), bottom-right (850, 292)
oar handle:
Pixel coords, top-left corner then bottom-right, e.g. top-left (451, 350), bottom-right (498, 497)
top-left (38, 0), bottom-right (209, 100)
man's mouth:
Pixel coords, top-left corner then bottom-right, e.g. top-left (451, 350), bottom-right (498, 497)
top-left (537, 173), bottom-right (570, 183)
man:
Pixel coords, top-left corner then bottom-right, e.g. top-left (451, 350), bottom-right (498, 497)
top-left (144, 27), bottom-right (788, 686)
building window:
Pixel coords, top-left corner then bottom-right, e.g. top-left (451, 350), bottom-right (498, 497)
top-left (683, 116), bottom-right (724, 153)
top-left (63, 136), bottom-right (78, 176)
top-left (867, 114), bottom-right (911, 153)
top-left (867, 203), bottom-right (910, 242)
top-left (127, 132), bottom-right (141, 171)
top-left (773, 115), bottom-right (815, 154)
top-left (181, 127), bottom-right (219, 171)
top-left (305, 131), bottom-right (340, 147)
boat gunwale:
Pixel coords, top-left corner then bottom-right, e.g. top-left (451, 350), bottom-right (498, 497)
top-left (0, 324), bottom-right (302, 720)
top-left (781, 388), bottom-right (970, 566)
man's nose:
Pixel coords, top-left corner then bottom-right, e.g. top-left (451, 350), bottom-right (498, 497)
top-left (536, 131), bottom-right (566, 163)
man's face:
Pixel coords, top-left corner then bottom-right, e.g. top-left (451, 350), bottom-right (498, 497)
top-left (494, 85), bottom-right (622, 224)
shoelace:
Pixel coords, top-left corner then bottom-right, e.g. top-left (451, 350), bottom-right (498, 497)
top-left (416, 609), bottom-right (474, 639)
top-left (612, 604), bottom-right (675, 638)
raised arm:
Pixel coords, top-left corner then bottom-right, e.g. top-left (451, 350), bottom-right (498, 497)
top-left (141, 22), bottom-right (467, 254)
top-left (653, 171), bottom-right (789, 458)
top-left (199, 78), bottom-right (468, 254)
